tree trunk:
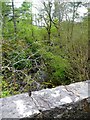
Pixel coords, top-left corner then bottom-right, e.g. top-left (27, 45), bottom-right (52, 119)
top-left (70, 4), bottom-right (75, 40)
top-left (12, 0), bottom-right (17, 36)
top-left (47, 23), bottom-right (51, 44)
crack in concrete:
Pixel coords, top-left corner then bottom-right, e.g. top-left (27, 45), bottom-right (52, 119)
top-left (30, 94), bottom-right (51, 112)
top-left (65, 86), bottom-right (80, 100)
top-left (38, 96), bottom-right (51, 108)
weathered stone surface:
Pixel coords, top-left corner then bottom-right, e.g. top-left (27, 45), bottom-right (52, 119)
top-left (0, 80), bottom-right (90, 119)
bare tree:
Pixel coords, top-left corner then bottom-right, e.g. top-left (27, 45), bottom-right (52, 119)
top-left (39, 0), bottom-right (53, 44)
top-left (53, 1), bottom-right (65, 38)
top-left (69, 2), bottom-right (82, 40)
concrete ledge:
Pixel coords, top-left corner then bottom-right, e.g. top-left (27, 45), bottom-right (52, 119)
top-left (0, 80), bottom-right (90, 119)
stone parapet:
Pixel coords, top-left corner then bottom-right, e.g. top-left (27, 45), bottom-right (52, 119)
top-left (0, 80), bottom-right (90, 119)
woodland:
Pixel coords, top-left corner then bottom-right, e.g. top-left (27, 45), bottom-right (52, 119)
top-left (0, 0), bottom-right (90, 98)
